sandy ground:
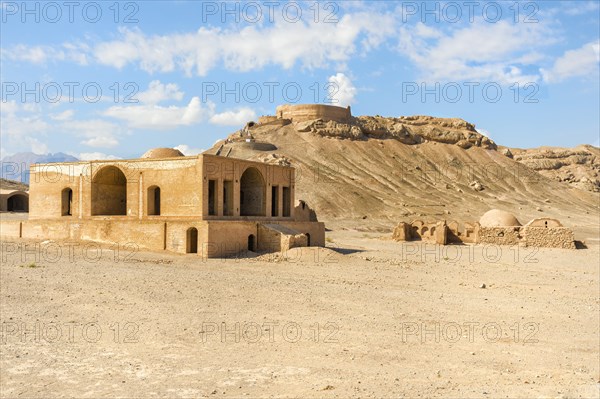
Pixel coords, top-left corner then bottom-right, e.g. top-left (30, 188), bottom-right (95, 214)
top-left (1, 216), bottom-right (599, 398)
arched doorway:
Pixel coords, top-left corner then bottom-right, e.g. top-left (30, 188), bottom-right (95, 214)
top-left (305, 233), bottom-right (311, 246)
top-left (248, 234), bottom-right (256, 252)
top-left (186, 227), bottom-right (198, 254)
top-left (240, 167), bottom-right (266, 216)
top-left (7, 194), bottom-right (28, 212)
top-left (61, 188), bottom-right (73, 216)
top-left (147, 186), bottom-right (161, 215)
top-left (91, 166), bottom-right (127, 215)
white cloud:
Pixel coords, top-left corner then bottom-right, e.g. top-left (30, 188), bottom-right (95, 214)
top-left (27, 138), bottom-right (49, 154)
top-left (209, 107), bottom-right (257, 126)
top-left (174, 144), bottom-right (204, 156)
top-left (563, 1), bottom-right (599, 15)
top-left (1, 43), bottom-right (89, 65)
top-left (104, 97), bottom-right (211, 130)
top-left (0, 101), bottom-right (50, 154)
top-left (0, 100), bottom-right (19, 116)
top-left (541, 40), bottom-right (600, 83)
top-left (397, 20), bottom-right (555, 85)
top-left (327, 73), bottom-right (356, 107)
top-left (50, 109), bottom-right (75, 121)
top-left (78, 152), bottom-right (121, 161)
top-left (92, 11), bottom-right (395, 76)
top-left (0, 101), bottom-right (50, 138)
top-left (81, 136), bottom-right (119, 148)
top-left (60, 119), bottom-right (121, 148)
top-left (137, 80), bottom-right (184, 104)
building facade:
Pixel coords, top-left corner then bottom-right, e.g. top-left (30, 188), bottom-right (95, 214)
top-left (1, 149), bottom-right (325, 257)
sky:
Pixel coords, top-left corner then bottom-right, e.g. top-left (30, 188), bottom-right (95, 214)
top-left (1, 0), bottom-right (599, 160)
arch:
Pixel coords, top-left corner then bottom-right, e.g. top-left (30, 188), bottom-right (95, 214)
top-left (411, 225), bottom-right (420, 239)
top-left (240, 167), bottom-right (266, 216)
top-left (91, 166), bottom-right (127, 216)
top-left (248, 234), bottom-right (256, 252)
top-left (305, 233), bottom-right (311, 246)
top-left (61, 188), bottom-right (73, 216)
top-left (147, 186), bottom-right (161, 215)
top-left (186, 227), bottom-right (198, 254)
top-left (7, 194), bottom-right (28, 212)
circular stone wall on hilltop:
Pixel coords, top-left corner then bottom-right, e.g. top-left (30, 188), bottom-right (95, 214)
top-left (276, 104), bottom-right (351, 123)
top-left (141, 148), bottom-right (185, 159)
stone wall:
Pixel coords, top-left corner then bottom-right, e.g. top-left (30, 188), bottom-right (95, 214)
top-left (393, 220), bottom-right (447, 244)
top-left (256, 118), bottom-right (291, 128)
top-left (0, 218), bottom-right (325, 258)
top-left (258, 116), bottom-right (278, 124)
top-left (276, 104), bottom-right (351, 123)
top-left (393, 217), bottom-right (576, 250)
top-left (447, 220), bottom-right (480, 244)
top-left (294, 200), bottom-right (318, 222)
top-left (478, 227), bottom-right (522, 246)
top-left (523, 227), bottom-right (576, 249)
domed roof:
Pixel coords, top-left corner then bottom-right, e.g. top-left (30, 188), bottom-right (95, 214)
top-left (141, 148), bottom-right (185, 159)
top-left (479, 209), bottom-right (522, 227)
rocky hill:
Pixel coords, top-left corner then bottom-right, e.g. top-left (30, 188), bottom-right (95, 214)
top-left (509, 145), bottom-right (599, 192)
top-left (0, 178), bottom-right (29, 191)
top-left (206, 112), bottom-right (599, 230)
top-left (288, 114), bottom-right (497, 149)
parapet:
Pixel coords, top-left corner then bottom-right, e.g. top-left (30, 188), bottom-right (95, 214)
top-left (275, 104), bottom-right (352, 124)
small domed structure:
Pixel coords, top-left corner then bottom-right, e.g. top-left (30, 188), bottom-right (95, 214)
top-left (141, 148), bottom-right (185, 159)
top-left (479, 209), bottom-right (522, 227)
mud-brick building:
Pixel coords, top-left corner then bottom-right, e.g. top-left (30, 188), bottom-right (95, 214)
top-left (0, 148), bottom-right (324, 257)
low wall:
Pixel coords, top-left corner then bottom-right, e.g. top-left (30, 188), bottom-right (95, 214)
top-left (276, 104), bottom-right (351, 123)
top-left (478, 227), bottom-right (522, 246)
top-left (257, 116), bottom-right (291, 127)
top-left (279, 221), bottom-right (325, 247)
top-left (523, 227), bottom-right (575, 249)
top-left (393, 220), bottom-right (447, 244)
top-left (0, 221), bottom-right (22, 238)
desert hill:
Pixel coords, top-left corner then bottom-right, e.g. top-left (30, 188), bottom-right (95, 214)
top-left (509, 145), bottom-right (599, 192)
top-left (205, 111), bottom-right (599, 232)
top-left (0, 178), bottom-right (29, 191)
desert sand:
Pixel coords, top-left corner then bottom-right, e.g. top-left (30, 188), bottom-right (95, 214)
top-left (1, 212), bottom-right (598, 398)
top-left (2, 111), bottom-right (599, 397)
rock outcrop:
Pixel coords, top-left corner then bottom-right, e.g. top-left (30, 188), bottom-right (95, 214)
top-left (511, 145), bottom-right (599, 192)
top-left (284, 115), bottom-right (497, 150)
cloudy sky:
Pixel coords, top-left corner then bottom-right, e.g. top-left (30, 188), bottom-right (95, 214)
top-left (1, 1), bottom-right (599, 160)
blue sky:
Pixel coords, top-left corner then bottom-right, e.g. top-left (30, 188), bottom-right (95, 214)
top-left (1, 0), bottom-right (599, 160)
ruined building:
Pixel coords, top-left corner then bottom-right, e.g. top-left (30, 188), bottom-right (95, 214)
top-left (0, 149), bottom-right (324, 257)
top-left (393, 209), bottom-right (576, 249)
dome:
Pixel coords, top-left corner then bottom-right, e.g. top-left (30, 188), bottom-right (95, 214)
top-left (479, 209), bottom-right (522, 227)
top-left (141, 148), bottom-right (185, 159)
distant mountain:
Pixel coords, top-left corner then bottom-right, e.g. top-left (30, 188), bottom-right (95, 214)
top-left (1, 152), bottom-right (79, 184)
